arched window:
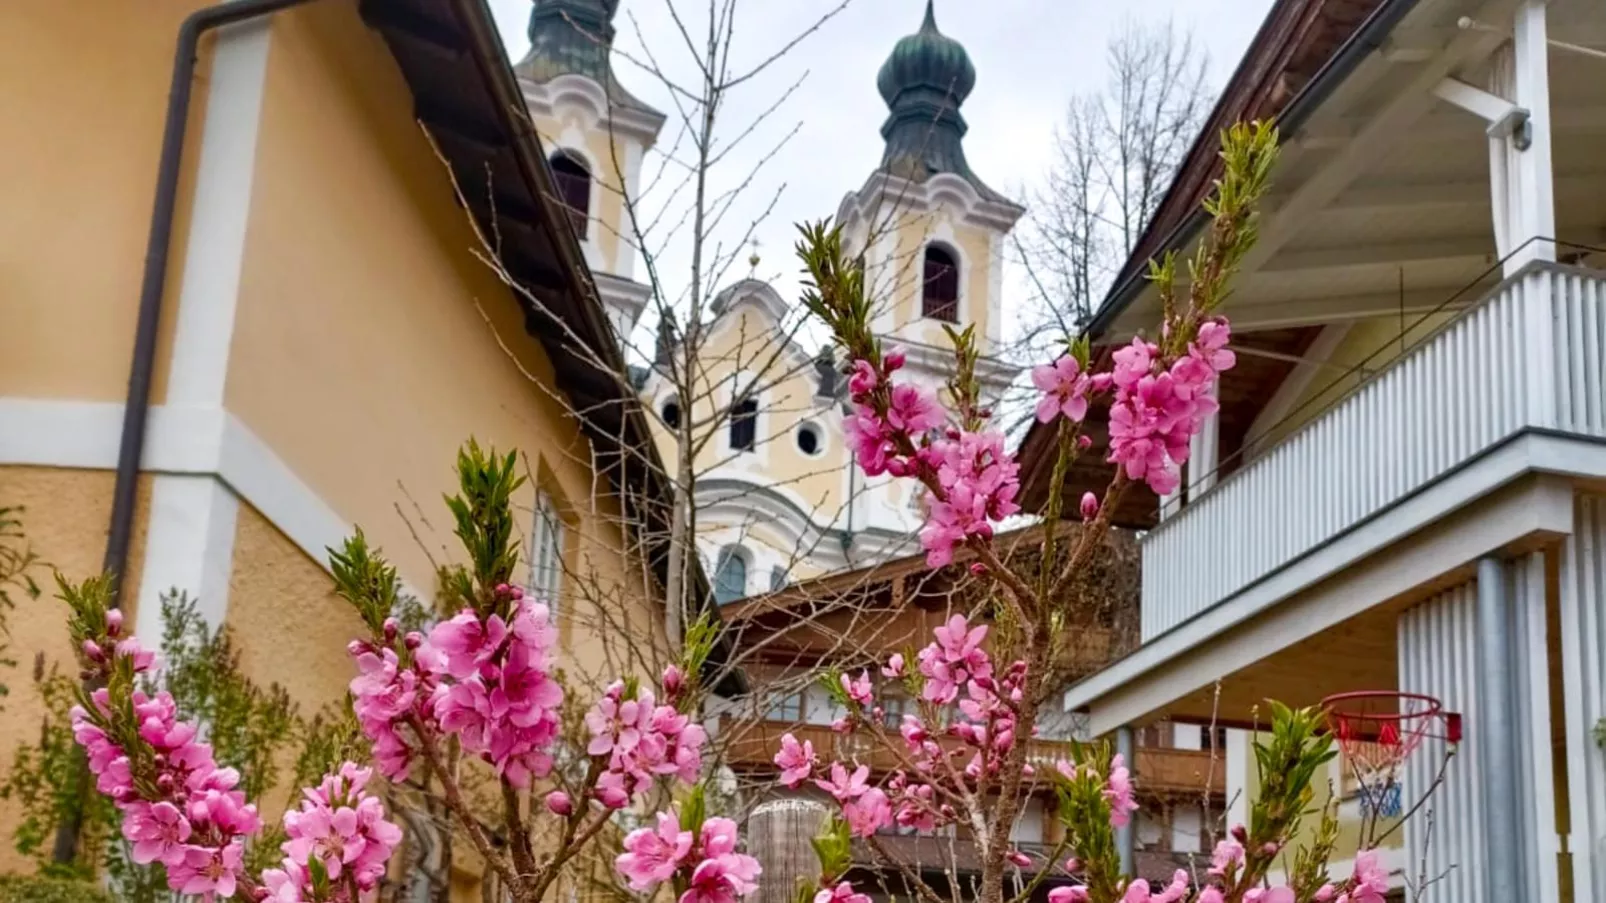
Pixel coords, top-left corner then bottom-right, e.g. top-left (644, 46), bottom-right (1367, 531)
top-left (548, 150), bottom-right (591, 238)
top-left (729, 397), bottom-right (759, 452)
top-left (713, 546), bottom-right (748, 604)
top-left (921, 244), bottom-right (960, 322)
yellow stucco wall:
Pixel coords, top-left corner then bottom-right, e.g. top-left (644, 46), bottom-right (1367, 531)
top-left (0, 467), bottom-right (157, 873)
top-left (0, 1), bottom-right (209, 405)
top-left (224, 0), bottom-right (660, 672)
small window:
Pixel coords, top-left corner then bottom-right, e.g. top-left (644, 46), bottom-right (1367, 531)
top-left (769, 566), bottom-right (787, 592)
top-left (921, 244), bottom-right (959, 322)
top-left (528, 490), bottom-right (565, 612)
top-left (713, 546), bottom-right (748, 604)
top-left (766, 691), bottom-right (804, 722)
top-left (796, 421), bottom-right (822, 457)
top-left (661, 397), bottom-right (681, 429)
top-left (729, 398), bottom-right (758, 452)
top-left (548, 150), bottom-right (591, 238)
top-left (1201, 726), bottom-right (1227, 752)
top-left (881, 695), bottom-right (908, 728)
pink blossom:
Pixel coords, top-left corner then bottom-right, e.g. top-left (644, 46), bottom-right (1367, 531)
top-left (1120, 871), bottom-right (1188, 903)
top-left (918, 430), bottom-right (1020, 567)
top-left (1244, 889), bottom-right (1295, 903)
top-left (844, 409), bottom-right (895, 476)
top-left (123, 800), bottom-right (191, 866)
top-left (886, 384), bottom-right (944, 434)
top-left (169, 841), bottom-right (244, 900)
top-left (681, 852), bottom-right (762, 903)
top-left (1337, 850), bottom-right (1389, 903)
top-left (1032, 356), bottom-right (1091, 423)
top-left (774, 733), bottom-right (817, 788)
top-left (1209, 838), bottom-right (1245, 877)
top-left (662, 664), bottom-right (686, 699)
top-left (847, 360), bottom-right (879, 396)
top-left (916, 614), bottom-right (992, 704)
top-left (545, 791), bottom-right (574, 817)
top-left (428, 609), bottom-right (508, 680)
top-left (280, 762), bottom-right (402, 895)
top-left (842, 787), bottom-right (892, 837)
top-left (815, 762), bottom-right (871, 802)
top-left (1104, 754), bottom-right (1139, 828)
top-left (841, 670), bottom-right (873, 707)
top-left (815, 882), bottom-right (872, 903)
top-left (617, 813), bottom-right (694, 891)
top-left (1314, 886), bottom-right (1336, 903)
top-left (1048, 888), bottom-right (1090, 903)
top-left (882, 653), bottom-right (905, 679)
top-left (885, 347), bottom-right (907, 371)
top-left (1196, 890), bottom-right (1224, 903)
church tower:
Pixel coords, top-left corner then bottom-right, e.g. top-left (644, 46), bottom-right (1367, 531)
top-left (836, 1), bottom-right (1024, 404)
top-left (514, 0), bottom-right (665, 339)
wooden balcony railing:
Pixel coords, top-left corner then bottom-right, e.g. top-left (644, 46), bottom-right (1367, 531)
top-left (719, 718), bottom-right (1224, 797)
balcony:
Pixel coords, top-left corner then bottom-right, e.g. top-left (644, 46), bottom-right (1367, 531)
top-left (1141, 262), bottom-right (1606, 639)
top-left (719, 718), bottom-right (1224, 797)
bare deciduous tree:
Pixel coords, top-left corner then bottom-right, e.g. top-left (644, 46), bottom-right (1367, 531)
top-left (1016, 19), bottom-right (1214, 341)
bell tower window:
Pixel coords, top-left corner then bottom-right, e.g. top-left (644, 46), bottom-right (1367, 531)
top-left (922, 244), bottom-right (959, 322)
top-left (548, 150), bottom-right (591, 239)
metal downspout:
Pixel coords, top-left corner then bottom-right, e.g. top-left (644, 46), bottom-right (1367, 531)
top-left (1476, 556), bottom-right (1519, 899)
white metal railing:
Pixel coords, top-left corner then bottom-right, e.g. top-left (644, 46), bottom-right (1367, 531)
top-left (1140, 263), bottom-right (1606, 640)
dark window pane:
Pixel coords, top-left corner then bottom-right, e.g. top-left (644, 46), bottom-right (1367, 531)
top-left (714, 547), bottom-right (747, 604)
top-left (922, 245), bottom-right (959, 322)
top-left (730, 398), bottom-right (758, 452)
top-left (549, 152), bottom-right (591, 238)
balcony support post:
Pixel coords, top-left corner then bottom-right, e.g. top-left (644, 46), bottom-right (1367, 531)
top-left (1489, 0), bottom-right (1556, 272)
top-left (1115, 725), bottom-right (1135, 876)
top-left (1477, 556), bottom-right (1520, 902)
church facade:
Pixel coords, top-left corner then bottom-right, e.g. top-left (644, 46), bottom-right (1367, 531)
top-left (513, 0), bottom-right (1023, 602)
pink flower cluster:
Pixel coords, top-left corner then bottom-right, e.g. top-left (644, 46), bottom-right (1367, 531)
top-left (814, 882), bottom-right (871, 903)
top-left (842, 351), bottom-right (1020, 568)
top-left (1049, 870), bottom-right (1188, 903)
top-left (71, 611), bottom-right (261, 901)
top-left (1106, 319), bottom-right (1234, 496)
top-left (429, 590), bottom-right (565, 787)
top-left (816, 763), bottom-right (892, 837)
top-left (1332, 850), bottom-right (1388, 903)
top-left (616, 814), bottom-right (762, 903)
top-left (263, 762), bottom-right (403, 903)
top-left (348, 585), bottom-right (566, 789)
top-left (916, 614), bottom-right (993, 704)
top-left (585, 675), bottom-right (706, 808)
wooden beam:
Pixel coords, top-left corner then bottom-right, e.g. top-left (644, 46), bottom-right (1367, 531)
top-left (1260, 238), bottom-right (1495, 274)
top-left (1241, 1), bottom-right (1518, 277)
top-left (358, 0), bottom-right (464, 59)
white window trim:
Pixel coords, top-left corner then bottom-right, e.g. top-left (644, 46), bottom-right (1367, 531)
top-left (529, 489), bottom-right (565, 613)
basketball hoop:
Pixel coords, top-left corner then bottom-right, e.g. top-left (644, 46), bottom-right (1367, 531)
top-left (1321, 691), bottom-right (1462, 818)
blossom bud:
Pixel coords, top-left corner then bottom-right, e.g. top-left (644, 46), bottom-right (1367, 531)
top-left (157, 774), bottom-right (174, 792)
top-left (404, 632), bottom-right (423, 650)
top-left (885, 347), bottom-right (907, 372)
top-left (495, 583), bottom-right (511, 596)
top-left (661, 664), bottom-right (686, 699)
top-left (977, 407), bottom-right (992, 420)
top-left (81, 640), bottom-right (102, 662)
top-left (1260, 842), bottom-right (1280, 856)
top-left (347, 640), bottom-right (367, 657)
top-left (1063, 858), bottom-right (1080, 873)
top-left (1076, 434), bottom-right (1093, 450)
top-left (511, 585), bottom-right (525, 600)
top-left (383, 618), bottom-right (398, 641)
top-left (1006, 850), bottom-right (1031, 868)
top-left (886, 458), bottom-right (909, 477)
top-left (1313, 885), bottom-right (1335, 902)
top-left (595, 786), bottom-right (629, 809)
top-left (105, 609), bottom-right (124, 637)
top-left (973, 675), bottom-right (996, 692)
top-left (882, 653), bottom-right (905, 679)
top-left (545, 791), bottom-right (574, 817)
top-left (831, 717), bottom-right (853, 734)
top-left (969, 562), bottom-right (988, 576)
top-left (1079, 492), bottom-right (1099, 521)
top-left (1231, 823), bottom-right (1248, 843)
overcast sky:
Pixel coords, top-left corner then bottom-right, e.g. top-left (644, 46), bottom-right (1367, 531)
top-left (487, 0), bottom-right (1275, 348)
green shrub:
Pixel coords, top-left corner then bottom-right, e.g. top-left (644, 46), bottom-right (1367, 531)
top-left (0, 874), bottom-right (111, 903)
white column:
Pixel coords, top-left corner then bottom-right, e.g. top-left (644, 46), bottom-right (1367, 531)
top-left (1188, 382), bottom-right (1220, 497)
top-left (1559, 496), bottom-right (1606, 903)
top-left (132, 19), bottom-right (271, 641)
top-left (1506, 0), bottom-right (1557, 272)
top-left (1225, 730), bottom-right (1250, 832)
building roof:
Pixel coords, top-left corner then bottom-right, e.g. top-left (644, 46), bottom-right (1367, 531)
top-left (511, 0), bottom-right (663, 118)
top-left (873, 1), bottom-right (1012, 206)
top-left (358, 0), bottom-right (737, 687)
top-left (1015, 0), bottom-right (1406, 525)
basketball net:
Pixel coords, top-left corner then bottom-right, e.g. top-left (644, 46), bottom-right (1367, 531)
top-left (1322, 691), bottom-right (1461, 819)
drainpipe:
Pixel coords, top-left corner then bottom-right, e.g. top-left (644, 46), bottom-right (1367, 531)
top-left (1115, 725), bottom-right (1135, 877)
top-left (62, 0), bottom-right (321, 865)
top-left (102, 0), bottom-right (320, 605)
top-left (1476, 556), bottom-right (1518, 899)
